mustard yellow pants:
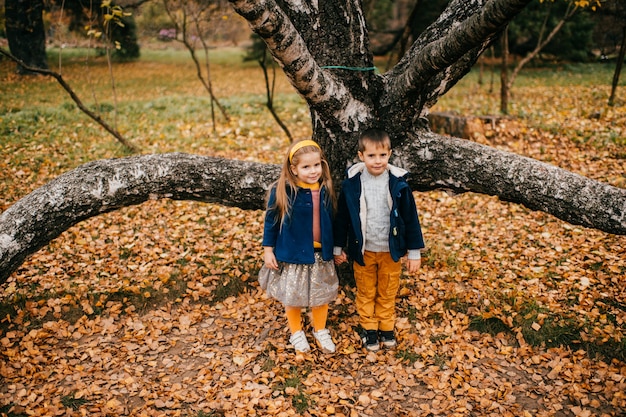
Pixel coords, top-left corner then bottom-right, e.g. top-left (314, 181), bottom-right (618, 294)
top-left (353, 251), bottom-right (401, 332)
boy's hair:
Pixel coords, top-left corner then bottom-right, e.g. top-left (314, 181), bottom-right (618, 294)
top-left (269, 140), bottom-right (336, 226)
top-left (358, 128), bottom-right (391, 152)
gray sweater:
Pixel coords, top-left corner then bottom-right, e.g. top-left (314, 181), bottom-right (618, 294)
top-left (361, 168), bottom-right (391, 253)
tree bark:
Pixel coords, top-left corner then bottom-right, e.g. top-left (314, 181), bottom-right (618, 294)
top-left (227, 0), bottom-right (533, 180)
top-left (5, 0), bottom-right (49, 73)
top-left (396, 132), bottom-right (626, 234)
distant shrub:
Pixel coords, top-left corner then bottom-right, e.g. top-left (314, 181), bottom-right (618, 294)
top-left (158, 28), bottom-right (177, 42)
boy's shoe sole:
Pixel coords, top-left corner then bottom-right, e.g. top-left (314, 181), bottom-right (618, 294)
top-left (361, 329), bottom-right (380, 352)
top-left (379, 330), bottom-right (397, 349)
top-left (380, 339), bottom-right (397, 348)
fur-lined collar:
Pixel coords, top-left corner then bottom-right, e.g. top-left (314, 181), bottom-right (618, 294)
top-left (346, 162), bottom-right (408, 179)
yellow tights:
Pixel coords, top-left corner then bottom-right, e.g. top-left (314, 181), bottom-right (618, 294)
top-left (285, 304), bottom-right (329, 333)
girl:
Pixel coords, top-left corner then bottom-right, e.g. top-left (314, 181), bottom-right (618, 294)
top-left (259, 139), bottom-right (338, 353)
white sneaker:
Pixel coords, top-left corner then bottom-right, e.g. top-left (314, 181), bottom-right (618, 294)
top-left (289, 330), bottom-right (310, 352)
top-left (313, 328), bottom-right (336, 353)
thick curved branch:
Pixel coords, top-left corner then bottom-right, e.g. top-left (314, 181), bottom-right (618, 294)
top-left (382, 0), bottom-right (533, 107)
top-left (227, 0), bottom-right (349, 106)
top-left (0, 154), bottom-right (279, 283)
top-left (2, 142), bottom-right (625, 284)
top-left (393, 131), bottom-right (626, 235)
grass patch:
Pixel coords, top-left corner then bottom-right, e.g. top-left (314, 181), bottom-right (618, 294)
top-left (209, 276), bottom-right (248, 305)
top-left (585, 338), bottom-right (626, 364)
top-left (422, 242), bottom-right (460, 271)
top-left (395, 348), bottom-right (421, 364)
top-left (443, 296), bottom-right (470, 314)
top-left (0, 277), bottom-right (189, 335)
top-left (429, 333), bottom-right (449, 344)
top-left (292, 391), bottom-right (314, 414)
top-left (105, 278), bottom-right (188, 313)
top-left (282, 365), bottom-right (307, 389)
top-left (258, 344), bottom-right (278, 372)
top-left (0, 404), bottom-right (28, 417)
top-left (469, 316), bottom-right (511, 336)
top-left (405, 303), bottom-right (419, 324)
top-left (272, 365), bottom-right (314, 414)
top-left (193, 411), bottom-right (225, 417)
top-left (515, 301), bottom-right (580, 348)
top-left (464, 299), bottom-right (626, 364)
top-left (432, 353), bottom-right (449, 370)
top-left (61, 393), bottom-right (90, 410)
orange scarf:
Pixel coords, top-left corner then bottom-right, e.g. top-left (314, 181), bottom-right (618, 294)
top-left (298, 182), bottom-right (322, 248)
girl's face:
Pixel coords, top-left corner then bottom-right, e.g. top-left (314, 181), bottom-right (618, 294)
top-left (291, 151), bottom-right (323, 185)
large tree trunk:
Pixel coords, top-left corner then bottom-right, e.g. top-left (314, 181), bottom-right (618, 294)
top-left (4, 0), bottom-right (49, 73)
top-left (2, 0), bottom-right (625, 282)
top-left (227, 0), bottom-right (531, 181)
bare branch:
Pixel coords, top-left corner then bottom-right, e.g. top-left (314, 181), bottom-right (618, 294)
top-left (259, 50), bottom-right (293, 142)
top-left (382, 0), bottom-right (533, 108)
top-left (506, 3), bottom-right (579, 93)
top-left (0, 48), bottom-right (140, 153)
top-left (162, 0), bottom-right (230, 124)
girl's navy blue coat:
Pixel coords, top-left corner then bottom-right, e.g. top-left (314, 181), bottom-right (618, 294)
top-left (262, 185), bottom-right (335, 264)
top-left (334, 163), bottom-right (425, 266)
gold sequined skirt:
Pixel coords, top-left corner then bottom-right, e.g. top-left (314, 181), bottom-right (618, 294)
top-left (258, 252), bottom-right (338, 307)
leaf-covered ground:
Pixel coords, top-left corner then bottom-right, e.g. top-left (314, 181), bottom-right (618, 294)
top-left (0, 51), bottom-right (625, 417)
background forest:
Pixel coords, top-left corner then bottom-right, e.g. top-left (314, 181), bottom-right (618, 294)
top-left (0, 1), bottom-right (625, 416)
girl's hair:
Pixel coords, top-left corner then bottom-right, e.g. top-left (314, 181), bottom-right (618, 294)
top-left (269, 140), bottom-right (336, 225)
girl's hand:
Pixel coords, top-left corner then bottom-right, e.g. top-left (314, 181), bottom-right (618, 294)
top-left (405, 258), bottom-right (421, 274)
top-left (264, 247), bottom-right (279, 270)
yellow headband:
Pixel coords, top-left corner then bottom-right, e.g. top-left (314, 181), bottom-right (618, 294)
top-left (289, 140), bottom-right (321, 163)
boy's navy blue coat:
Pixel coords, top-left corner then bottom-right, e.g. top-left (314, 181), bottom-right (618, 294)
top-left (334, 163), bottom-right (425, 266)
top-left (262, 185), bottom-right (334, 264)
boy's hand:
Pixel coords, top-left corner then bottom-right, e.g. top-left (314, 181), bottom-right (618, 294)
top-left (263, 247), bottom-right (279, 270)
top-left (334, 251), bottom-right (348, 265)
top-left (405, 258), bottom-right (421, 274)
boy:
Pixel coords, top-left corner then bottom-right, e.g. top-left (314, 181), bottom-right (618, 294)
top-left (334, 128), bottom-right (425, 352)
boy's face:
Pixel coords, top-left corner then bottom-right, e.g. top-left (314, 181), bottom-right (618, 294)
top-left (358, 141), bottom-right (391, 177)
